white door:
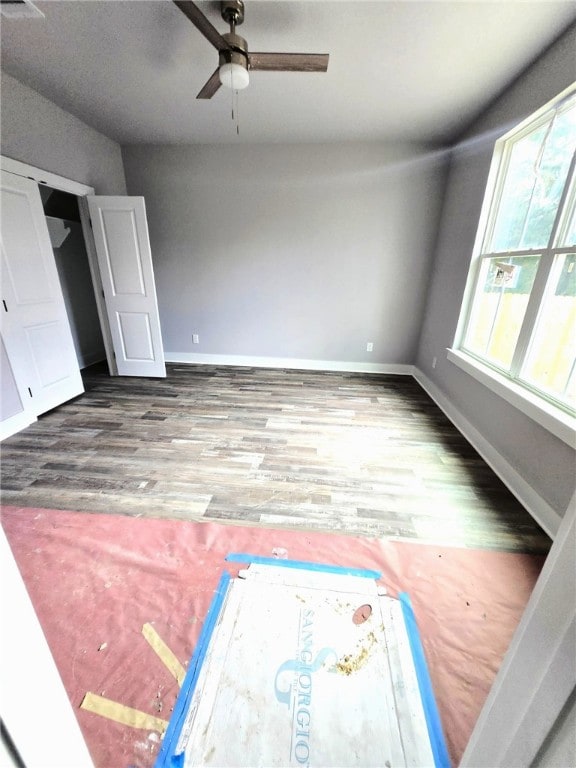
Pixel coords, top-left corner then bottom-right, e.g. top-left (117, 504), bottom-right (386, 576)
top-left (87, 196), bottom-right (166, 378)
top-left (0, 170), bottom-right (84, 416)
top-left (0, 333), bottom-right (36, 440)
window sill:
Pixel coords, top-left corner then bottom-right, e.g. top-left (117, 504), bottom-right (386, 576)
top-left (446, 349), bottom-right (576, 447)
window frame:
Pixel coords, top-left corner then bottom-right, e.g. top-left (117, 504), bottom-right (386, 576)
top-left (450, 84), bottom-right (576, 448)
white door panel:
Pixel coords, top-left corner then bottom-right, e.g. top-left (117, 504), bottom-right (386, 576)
top-left (1, 186), bottom-right (54, 303)
top-left (0, 170), bottom-right (84, 416)
top-left (0, 334), bottom-right (36, 440)
top-left (87, 196), bottom-right (165, 378)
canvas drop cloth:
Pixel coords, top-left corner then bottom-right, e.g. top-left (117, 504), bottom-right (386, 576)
top-left (1, 505), bottom-right (545, 767)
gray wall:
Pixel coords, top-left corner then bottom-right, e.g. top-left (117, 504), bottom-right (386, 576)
top-left (0, 71), bottom-right (126, 195)
top-left (415, 24), bottom-right (576, 516)
top-left (123, 143), bottom-right (447, 364)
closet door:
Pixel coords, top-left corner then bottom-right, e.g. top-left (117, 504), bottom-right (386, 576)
top-left (0, 334), bottom-right (35, 440)
top-left (0, 170), bottom-right (84, 417)
top-left (87, 196), bottom-right (165, 377)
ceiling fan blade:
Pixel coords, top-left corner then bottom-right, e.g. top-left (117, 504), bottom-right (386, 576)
top-left (248, 53), bottom-right (329, 72)
top-left (197, 68), bottom-right (222, 99)
top-left (173, 1), bottom-right (230, 51)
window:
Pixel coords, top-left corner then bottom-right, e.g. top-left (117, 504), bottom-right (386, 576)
top-left (451, 87), bottom-right (576, 440)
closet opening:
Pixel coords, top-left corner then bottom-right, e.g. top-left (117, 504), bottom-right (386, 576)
top-left (39, 185), bottom-right (108, 372)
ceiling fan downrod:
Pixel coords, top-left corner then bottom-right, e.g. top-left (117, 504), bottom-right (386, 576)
top-left (219, 0), bottom-right (249, 85)
top-left (221, 0), bottom-right (244, 32)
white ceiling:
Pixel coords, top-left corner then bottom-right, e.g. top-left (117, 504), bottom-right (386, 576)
top-left (2, 0), bottom-right (576, 145)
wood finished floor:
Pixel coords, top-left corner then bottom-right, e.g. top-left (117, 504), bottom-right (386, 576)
top-left (1, 364), bottom-right (551, 553)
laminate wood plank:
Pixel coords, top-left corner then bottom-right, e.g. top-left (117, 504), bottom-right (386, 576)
top-left (0, 363), bottom-right (551, 553)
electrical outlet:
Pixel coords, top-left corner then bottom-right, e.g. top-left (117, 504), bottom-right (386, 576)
top-left (432, 356), bottom-right (437, 369)
top-left (366, 342), bottom-right (374, 352)
top-left (193, 334), bottom-right (199, 344)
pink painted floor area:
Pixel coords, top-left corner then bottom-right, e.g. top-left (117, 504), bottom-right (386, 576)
top-left (1, 505), bottom-right (545, 767)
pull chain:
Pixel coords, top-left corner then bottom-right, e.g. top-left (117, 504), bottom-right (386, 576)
top-left (229, 10), bottom-right (238, 131)
top-left (230, 85), bottom-right (240, 135)
top-left (235, 89), bottom-right (240, 135)
top-left (229, 73), bottom-right (240, 136)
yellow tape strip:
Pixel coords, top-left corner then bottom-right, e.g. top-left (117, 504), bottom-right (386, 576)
top-left (81, 692), bottom-right (169, 733)
top-left (142, 622), bottom-right (186, 687)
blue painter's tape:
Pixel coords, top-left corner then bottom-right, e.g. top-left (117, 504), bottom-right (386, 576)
top-left (154, 571), bottom-right (231, 768)
top-left (398, 592), bottom-right (451, 768)
top-left (225, 553), bottom-right (381, 579)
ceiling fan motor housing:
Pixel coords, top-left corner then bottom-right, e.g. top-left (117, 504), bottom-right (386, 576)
top-left (219, 31), bottom-right (249, 71)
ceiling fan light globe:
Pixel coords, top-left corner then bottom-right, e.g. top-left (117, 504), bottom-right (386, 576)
top-left (219, 62), bottom-right (249, 90)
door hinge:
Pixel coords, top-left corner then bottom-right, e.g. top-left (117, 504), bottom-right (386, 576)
top-left (2, 299), bottom-right (7, 312)
top-left (28, 387), bottom-right (33, 398)
top-left (101, 289), bottom-right (105, 299)
top-left (89, 217), bottom-right (93, 229)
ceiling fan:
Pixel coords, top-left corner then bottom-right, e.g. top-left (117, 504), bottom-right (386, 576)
top-left (173, 0), bottom-right (329, 99)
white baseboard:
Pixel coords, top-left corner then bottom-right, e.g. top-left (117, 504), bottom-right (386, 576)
top-left (78, 350), bottom-right (106, 370)
top-left (165, 352), bottom-right (415, 376)
top-left (0, 411), bottom-right (36, 442)
top-left (413, 368), bottom-right (562, 539)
